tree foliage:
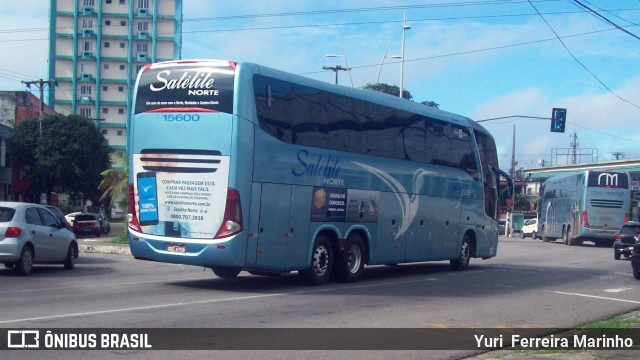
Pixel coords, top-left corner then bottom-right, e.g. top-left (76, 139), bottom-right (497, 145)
top-left (9, 114), bottom-right (112, 203)
top-left (362, 82), bottom-right (413, 100)
top-left (99, 151), bottom-right (129, 212)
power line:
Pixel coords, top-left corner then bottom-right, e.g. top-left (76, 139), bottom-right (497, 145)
top-left (527, 0), bottom-right (640, 109)
top-left (571, 0), bottom-right (640, 41)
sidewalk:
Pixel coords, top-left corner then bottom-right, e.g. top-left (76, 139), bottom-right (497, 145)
top-left (78, 236), bottom-right (131, 255)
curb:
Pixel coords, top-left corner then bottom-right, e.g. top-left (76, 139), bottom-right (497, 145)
top-left (79, 244), bottom-right (131, 255)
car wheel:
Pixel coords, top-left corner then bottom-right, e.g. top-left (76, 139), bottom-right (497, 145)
top-left (299, 235), bottom-right (334, 285)
top-left (451, 235), bottom-right (472, 271)
top-left (64, 244), bottom-right (77, 270)
top-left (614, 251), bottom-right (621, 260)
top-left (634, 267), bottom-right (640, 280)
top-left (532, 231), bottom-right (537, 240)
top-left (17, 246), bottom-right (34, 276)
top-left (520, 232), bottom-right (525, 239)
top-left (334, 233), bottom-right (365, 283)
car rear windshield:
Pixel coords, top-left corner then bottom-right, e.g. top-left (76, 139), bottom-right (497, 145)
top-left (0, 207), bottom-right (15, 222)
top-left (75, 214), bottom-right (97, 221)
top-left (620, 225), bottom-right (640, 235)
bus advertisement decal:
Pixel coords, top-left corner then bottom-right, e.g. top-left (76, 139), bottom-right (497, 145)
top-left (310, 187), bottom-right (379, 223)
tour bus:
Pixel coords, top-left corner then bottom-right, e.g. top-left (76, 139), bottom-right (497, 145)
top-left (537, 170), bottom-right (630, 246)
top-left (127, 59), bottom-right (513, 285)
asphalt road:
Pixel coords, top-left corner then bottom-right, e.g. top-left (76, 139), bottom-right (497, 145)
top-left (1, 235), bottom-right (639, 359)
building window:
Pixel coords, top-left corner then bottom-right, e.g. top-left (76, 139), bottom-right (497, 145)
top-left (136, 64), bottom-right (144, 73)
top-left (118, 86), bottom-right (124, 92)
top-left (80, 108), bottom-right (92, 118)
top-left (102, 85), bottom-right (108, 91)
top-left (80, 85), bottom-right (92, 95)
top-left (138, 0), bottom-right (149, 9)
top-left (80, 63), bottom-right (93, 73)
top-left (137, 22), bottom-right (149, 31)
top-left (136, 43), bottom-right (148, 52)
top-left (103, 64), bottom-right (109, 70)
top-left (102, 108), bottom-right (109, 114)
top-left (82, 41), bottom-right (93, 51)
top-left (102, 129), bottom-right (108, 135)
top-left (82, 19), bottom-right (94, 29)
top-left (118, 108), bottom-right (125, 114)
top-left (104, 42), bottom-right (110, 48)
top-left (120, 0), bottom-right (126, 4)
top-left (83, 0), bottom-right (95, 6)
top-left (120, 20), bottom-right (127, 26)
top-left (117, 130), bottom-right (123, 136)
top-left (105, 20), bottom-right (111, 26)
top-left (120, 42), bottom-right (125, 48)
top-left (119, 64), bottom-right (125, 70)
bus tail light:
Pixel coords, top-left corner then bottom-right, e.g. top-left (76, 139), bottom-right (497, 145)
top-left (128, 184), bottom-right (142, 233)
top-left (581, 211), bottom-right (590, 228)
top-left (215, 188), bottom-right (243, 239)
top-left (624, 213), bottom-right (629, 223)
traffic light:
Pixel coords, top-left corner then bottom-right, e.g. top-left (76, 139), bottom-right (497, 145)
top-left (550, 108), bottom-right (567, 133)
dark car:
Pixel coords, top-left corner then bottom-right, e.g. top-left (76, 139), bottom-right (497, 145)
top-left (632, 243), bottom-right (640, 280)
top-left (72, 213), bottom-right (102, 237)
top-left (613, 222), bottom-right (640, 260)
top-left (95, 213), bottom-right (110, 235)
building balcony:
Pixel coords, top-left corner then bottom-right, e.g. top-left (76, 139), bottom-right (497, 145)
top-left (79, 95), bottom-right (92, 104)
top-left (81, 29), bottom-right (95, 38)
top-left (80, 51), bottom-right (95, 60)
top-left (137, 31), bottom-right (150, 40)
top-left (137, 8), bottom-right (150, 17)
top-left (81, 6), bottom-right (96, 16)
top-left (79, 74), bottom-right (94, 82)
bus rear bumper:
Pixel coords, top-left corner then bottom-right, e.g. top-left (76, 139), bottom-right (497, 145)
top-left (128, 232), bottom-right (246, 268)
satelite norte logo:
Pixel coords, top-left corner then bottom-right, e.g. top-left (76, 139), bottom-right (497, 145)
top-left (7, 330), bottom-right (39, 348)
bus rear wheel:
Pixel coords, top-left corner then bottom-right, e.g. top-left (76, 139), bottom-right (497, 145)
top-left (450, 235), bottom-right (471, 271)
top-left (334, 234), bottom-right (365, 283)
top-left (299, 235), bottom-right (333, 286)
top-left (212, 267), bottom-right (242, 279)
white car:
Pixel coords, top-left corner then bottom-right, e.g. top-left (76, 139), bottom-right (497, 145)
top-left (65, 212), bottom-right (81, 227)
top-left (521, 218), bottom-right (539, 239)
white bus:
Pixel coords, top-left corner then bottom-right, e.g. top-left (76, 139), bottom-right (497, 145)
top-left (538, 170), bottom-right (630, 246)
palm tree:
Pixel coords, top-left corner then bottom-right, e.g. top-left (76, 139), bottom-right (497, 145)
top-left (99, 152), bottom-right (128, 215)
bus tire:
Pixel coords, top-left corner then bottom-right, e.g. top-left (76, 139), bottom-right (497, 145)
top-left (299, 235), bottom-right (333, 286)
top-left (614, 250), bottom-right (621, 260)
top-left (450, 235), bottom-right (471, 271)
top-left (563, 228), bottom-right (569, 245)
top-left (334, 234), bottom-right (365, 283)
top-left (212, 267), bottom-right (242, 279)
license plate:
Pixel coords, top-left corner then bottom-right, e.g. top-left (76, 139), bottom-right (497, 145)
top-left (167, 244), bottom-right (186, 253)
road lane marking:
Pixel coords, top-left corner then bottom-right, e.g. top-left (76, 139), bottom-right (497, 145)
top-left (552, 291), bottom-right (640, 304)
top-left (604, 287), bottom-right (633, 293)
top-left (0, 277), bottom-right (447, 325)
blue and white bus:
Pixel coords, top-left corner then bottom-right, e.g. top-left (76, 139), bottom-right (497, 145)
top-left (537, 170), bottom-right (630, 247)
top-left (127, 59), bottom-right (513, 285)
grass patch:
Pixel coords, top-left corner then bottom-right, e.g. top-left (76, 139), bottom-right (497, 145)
top-left (110, 232), bottom-right (129, 244)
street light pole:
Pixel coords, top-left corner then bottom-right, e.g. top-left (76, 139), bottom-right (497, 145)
top-left (376, 42), bottom-right (402, 84)
top-left (399, 13), bottom-right (411, 99)
top-left (322, 65), bottom-right (349, 84)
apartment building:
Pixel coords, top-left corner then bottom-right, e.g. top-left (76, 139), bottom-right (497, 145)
top-left (47, 0), bottom-right (183, 153)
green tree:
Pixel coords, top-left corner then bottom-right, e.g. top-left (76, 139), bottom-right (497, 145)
top-left (9, 114), bottom-right (111, 204)
top-left (99, 151), bottom-right (129, 213)
top-left (514, 193), bottom-right (531, 211)
top-left (362, 82), bottom-right (413, 100)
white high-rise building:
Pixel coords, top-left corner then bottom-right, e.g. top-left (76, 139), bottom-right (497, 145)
top-left (48, 0), bottom-right (183, 153)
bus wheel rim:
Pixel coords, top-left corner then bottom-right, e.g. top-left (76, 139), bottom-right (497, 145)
top-left (348, 244), bottom-right (362, 274)
top-left (312, 245), bottom-right (329, 276)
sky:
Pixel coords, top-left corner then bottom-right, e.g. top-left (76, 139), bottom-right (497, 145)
top-left (1, 0), bottom-right (639, 172)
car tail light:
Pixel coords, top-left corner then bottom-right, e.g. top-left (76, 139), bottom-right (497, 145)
top-left (624, 213), bottom-right (629, 223)
top-left (581, 211), bottom-right (590, 228)
top-left (128, 183), bottom-right (142, 232)
top-left (5, 227), bottom-right (21, 238)
top-left (615, 233), bottom-right (622, 241)
top-left (215, 188), bottom-right (243, 239)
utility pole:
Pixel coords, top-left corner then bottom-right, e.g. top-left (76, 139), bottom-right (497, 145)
top-left (22, 79), bottom-right (58, 135)
top-left (569, 131), bottom-right (578, 164)
top-left (612, 152), bottom-right (624, 160)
